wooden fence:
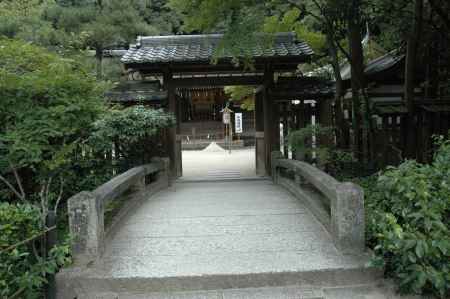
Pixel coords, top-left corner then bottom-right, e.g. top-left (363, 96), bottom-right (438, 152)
top-left (275, 98), bottom-right (450, 170)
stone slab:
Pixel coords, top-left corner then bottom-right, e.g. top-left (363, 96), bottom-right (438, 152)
top-left (87, 286), bottom-right (323, 299)
top-left (58, 180), bottom-right (380, 297)
top-left (82, 283), bottom-right (430, 299)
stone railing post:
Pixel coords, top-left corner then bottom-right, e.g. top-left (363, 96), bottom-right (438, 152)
top-left (271, 151), bottom-right (283, 183)
top-left (331, 182), bottom-right (365, 253)
top-left (152, 157), bottom-right (171, 187)
top-left (68, 191), bottom-right (104, 265)
top-left (130, 175), bottom-right (146, 193)
top-left (294, 170), bottom-right (305, 186)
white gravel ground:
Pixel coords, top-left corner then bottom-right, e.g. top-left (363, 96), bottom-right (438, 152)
top-left (181, 145), bottom-right (256, 179)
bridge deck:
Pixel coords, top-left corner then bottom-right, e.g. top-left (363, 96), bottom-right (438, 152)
top-left (99, 179), bottom-right (369, 281)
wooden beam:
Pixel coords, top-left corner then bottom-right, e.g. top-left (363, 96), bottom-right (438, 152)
top-left (271, 91), bottom-right (334, 101)
top-left (170, 76), bottom-right (264, 87)
top-left (125, 56), bottom-right (310, 75)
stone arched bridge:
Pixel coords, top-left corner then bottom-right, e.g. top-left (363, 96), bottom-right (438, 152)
top-left (56, 153), bottom-right (393, 299)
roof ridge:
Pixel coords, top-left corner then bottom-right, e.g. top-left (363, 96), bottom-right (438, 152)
top-left (137, 32), bottom-right (297, 48)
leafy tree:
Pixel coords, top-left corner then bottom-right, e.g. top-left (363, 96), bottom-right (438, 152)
top-left (89, 105), bottom-right (176, 170)
top-left (224, 86), bottom-right (255, 111)
top-left (138, 0), bottom-right (182, 34)
top-left (0, 0), bottom-right (62, 46)
top-left (44, 0), bottom-right (156, 79)
top-left (0, 38), bottom-right (105, 211)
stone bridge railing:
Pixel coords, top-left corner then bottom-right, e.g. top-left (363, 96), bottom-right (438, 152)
top-left (68, 157), bottom-right (170, 265)
top-left (271, 152), bottom-right (365, 254)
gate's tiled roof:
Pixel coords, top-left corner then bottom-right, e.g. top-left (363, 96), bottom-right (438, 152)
top-left (121, 33), bottom-right (313, 64)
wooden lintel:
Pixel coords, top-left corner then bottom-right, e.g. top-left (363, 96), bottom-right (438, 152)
top-left (125, 60), bottom-right (307, 75)
top-left (271, 92), bottom-right (334, 101)
top-left (170, 76), bottom-right (264, 87)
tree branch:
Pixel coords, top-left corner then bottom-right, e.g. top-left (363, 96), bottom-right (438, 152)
top-left (10, 160), bottom-right (25, 200)
top-left (333, 37), bottom-right (352, 62)
top-left (54, 176), bottom-right (64, 215)
top-left (0, 161), bottom-right (26, 201)
top-left (0, 174), bottom-right (24, 200)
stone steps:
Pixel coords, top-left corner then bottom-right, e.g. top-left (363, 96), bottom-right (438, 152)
top-left (70, 282), bottom-right (426, 299)
top-left (57, 264), bottom-right (382, 297)
top-left (68, 285), bottom-right (325, 299)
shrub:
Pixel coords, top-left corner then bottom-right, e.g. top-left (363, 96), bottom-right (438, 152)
top-left (364, 139), bottom-right (450, 298)
top-left (89, 105), bottom-right (176, 171)
top-left (288, 124), bottom-right (357, 177)
top-left (0, 202), bottom-right (71, 298)
top-left (0, 38), bottom-right (105, 202)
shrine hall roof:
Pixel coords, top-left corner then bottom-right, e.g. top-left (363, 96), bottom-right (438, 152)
top-left (121, 32), bottom-right (314, 65)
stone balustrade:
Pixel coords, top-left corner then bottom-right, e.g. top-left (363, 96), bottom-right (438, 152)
top-left (271, 151), bottom-right (365, 254)
top-left (67, 157), bottom-right (171, 265)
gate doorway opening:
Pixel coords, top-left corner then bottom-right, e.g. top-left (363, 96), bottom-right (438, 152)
top-left (177, 86), bottom-right (257, 180)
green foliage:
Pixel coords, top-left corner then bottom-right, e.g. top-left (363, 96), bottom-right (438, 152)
top-left (0, 202), bottom-right (71, 298)
top-left (138, 0), bottom-right (182, 34)
top-left (0, 0), bottom-right (62, 47)
top-left (288, 124), bottom-right (357, 176)
top-left (363, 140), bottom-right (450, 297)
top-left (80, 0), bottom-right (155, 50)
top-left (0, 38), bottom-right (105, 187)
top-left (263, 7), bottom-right (326, 54)
top-left (169, 0), bottom-right (274, 65)
top-left (224, 86), bottom-right (255, 111)
top-left (90, 105), bottom-right (175, 170)
top-left (0, 0), bottom-right (180, 79)
top-left (288, 124), bottom-right (334, 153)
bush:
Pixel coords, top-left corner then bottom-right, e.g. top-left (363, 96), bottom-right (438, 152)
top-left (89, 105), bottom-right (176, 171)
top-left (363, 139), bottom-right (450, 298)
top-left (0, 202), bottom-right (71, 298)
top-left (0, 38), bottom-right (105, 202)
top-left (287, 124), bottom-right (358, 177)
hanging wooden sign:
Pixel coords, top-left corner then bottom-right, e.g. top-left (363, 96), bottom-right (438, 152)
top-left (223, 111), bottom-right (231, 124)
top-left (222, 106), bottom-right (233, 124)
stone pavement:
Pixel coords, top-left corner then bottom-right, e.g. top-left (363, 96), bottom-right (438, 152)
top-left (58, 180), bottom-right (384, 297)
top-left (102, 180), bottom-right (370, 279)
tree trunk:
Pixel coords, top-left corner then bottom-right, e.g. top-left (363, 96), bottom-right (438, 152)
top-left (347, 1), bottom-right (366, 162)
top-left (404, 0), bottom-right (423, 158)
top-left (95, 48), bottom-right (103, 80)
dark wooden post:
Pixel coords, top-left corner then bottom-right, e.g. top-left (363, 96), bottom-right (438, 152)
top-left (272, 100), bottom-right (280, 153)
top-left (163, 70), bottom-right (181, 177)
top-left (176, 94), bottom-right (183, 177)
top-left (289, 102), bottom-right (296, 159)
top-left (255, 90), bottom-right (265, 176)
top-left (282, 102), bottom-right (289, 158)
top-left (382, 116), bottom-right (389, 167)
top-left (263, 66), bottom-right (274, 175)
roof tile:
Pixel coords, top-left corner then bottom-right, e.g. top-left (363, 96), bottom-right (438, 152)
top-left (121, 33), bottom-right (313, 64)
